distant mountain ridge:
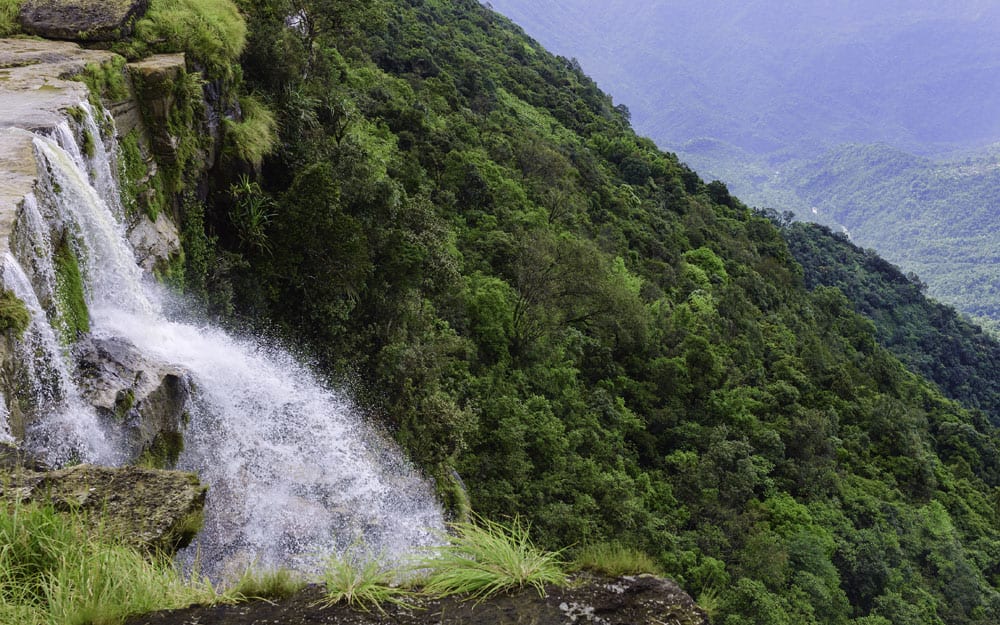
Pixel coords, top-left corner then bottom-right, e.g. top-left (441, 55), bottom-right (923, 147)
top-left (486, 0), bottom-right (1000, 155)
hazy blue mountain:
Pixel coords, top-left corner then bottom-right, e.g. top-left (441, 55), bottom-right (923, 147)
top-left (487, 0), bottom-right (1000, 155)
top-left (485, 0), bottom-right (1000, 321)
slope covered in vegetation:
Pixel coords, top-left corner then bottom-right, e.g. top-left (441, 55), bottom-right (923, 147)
top-left (785, 221), bottom-right (1000, 425)
top-left (141, 1), bottom-right (1000, 623)
top-left (483, 1), bottom-right (1000, 325)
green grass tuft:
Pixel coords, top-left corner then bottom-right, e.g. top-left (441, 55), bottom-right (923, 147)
top-left (319, 549), bottom-right (413, 614)
top-left (414, 516), bottom-right (566, 601)
top-left (0, 0), bottom-right (23, 37)
top-left (123, 0), bottom-right (246, 78)
top-left (227, 566), bottom-right (306, 601)
top-left (225, 95), bottom-right (278, 169)
top-left (568, 542), bottom-right (661, 577)
top-left (0, 500), bottom-right (219, 625)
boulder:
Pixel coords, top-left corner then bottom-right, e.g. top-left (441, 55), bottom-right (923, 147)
top-left (19, 0), bottom-right (150, 42)
top-left (125, 573), bottom-right (709, 625)
top-left (74, 336), bottom-right (191, 466)
top-left (0, 463), bottom-right (206, 553)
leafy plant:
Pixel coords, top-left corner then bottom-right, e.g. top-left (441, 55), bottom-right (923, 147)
top-left (415, 516), bottom-right (566, 601)
top-left (228, 174), bottom-right (275, 254)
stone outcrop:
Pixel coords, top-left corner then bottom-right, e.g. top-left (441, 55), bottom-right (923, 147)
top-left (128, 210), bottom-right (182, 272)
top-left (0, 39), bottom-right (193, 448)
top-left (74, 336), bottom-right (192, 466)
top-left (0, 40), bottom-right (118, 257)
top-left (126, 574), bottom-right (708, 625)
top-left (19, 0), bottom-right (150, 42)
top-left (0, 462), bottom-right (206, 553)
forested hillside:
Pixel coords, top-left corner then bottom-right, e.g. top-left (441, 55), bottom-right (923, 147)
top-left (785, 221), bottom-right (1000, 426)
top-left (781, 145), bottom-right (1000, 322)
top-left (484, 0), bottom-right (1000, 324)
top-left (165, 1), bottom-right (1000, 623)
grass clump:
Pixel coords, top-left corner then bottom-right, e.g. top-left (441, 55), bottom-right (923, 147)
top-left (227, 566), bottom-right (306, 602)
top-left (569, 542), bottom-right (661, 577)
top-left (0, 500), bottom-right (218, 625)
top-left (0, 0), bottom-right (23, 37)
top-left (224, 95), bottom-right (278, 169)
top-left (319, 549), bottom-right (412, 614)
top-left (415, 516), bottom-right (566, 601)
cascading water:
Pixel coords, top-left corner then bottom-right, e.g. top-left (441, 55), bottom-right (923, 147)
top-left (3, 101), bottom-right (445, 578)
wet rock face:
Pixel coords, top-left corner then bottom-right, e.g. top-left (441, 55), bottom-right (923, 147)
top-left (128, 203), bottom-right (182, 272)
top-left (0, 463), bottom-right (206, 553)
top-left (74, 336), bottom-right (191, 466)
top-left (126, 574), bottom-right (709, 625)
top-left (19, 0), bottom-right (150, 42)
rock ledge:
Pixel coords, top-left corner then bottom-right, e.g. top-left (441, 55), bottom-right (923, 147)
top-left (126, 573), bottom-right (708, 625)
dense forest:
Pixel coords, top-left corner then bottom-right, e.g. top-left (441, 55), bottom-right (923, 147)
top-left (114, 0), bottom-right (1000, 623)
top-left (785, 221), bottom-right (1000, 423)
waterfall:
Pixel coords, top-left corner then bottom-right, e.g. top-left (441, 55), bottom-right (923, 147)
top-left (4, 102), bottom-right (445, 578)
top-left (2, 250), bottom-right (116, 465)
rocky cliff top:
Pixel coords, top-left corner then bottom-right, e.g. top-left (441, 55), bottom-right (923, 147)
top-left (127, 573), bottom-right (709, 625)
top-left (0, 39), bottom-right (119, 257)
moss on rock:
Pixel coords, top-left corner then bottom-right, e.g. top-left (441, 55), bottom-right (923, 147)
top-left (0, 289), bottom-right (30, 338)
top-left (137, 430), bottom-right (183, 469)
top-left (53, 234), bottom-right (89, 344)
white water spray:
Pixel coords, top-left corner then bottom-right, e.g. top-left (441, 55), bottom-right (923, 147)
top-left (6, 102), bottom-right (445, 578)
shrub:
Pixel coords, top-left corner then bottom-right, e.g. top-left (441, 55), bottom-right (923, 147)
top-left (415, 516), bottom-right (566, 601)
